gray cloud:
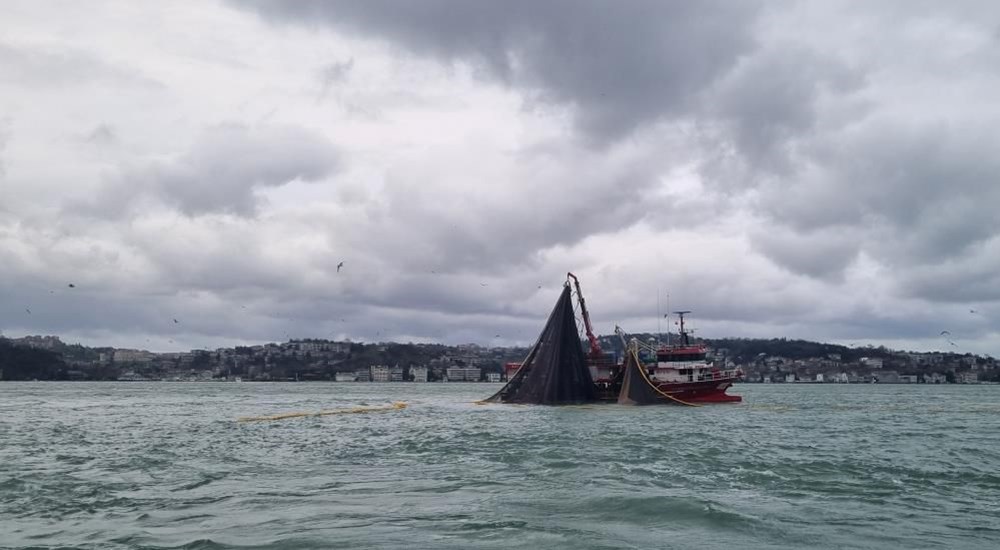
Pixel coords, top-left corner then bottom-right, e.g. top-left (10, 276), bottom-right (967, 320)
top-left (0, 41), bottom-right (161, 89)
top-left (317, 58), bottom-right (355, 102)
top-left (83, 123), bottom-right (339, 217)
top-left (239, 0), bottom-right (762, 143)
top-left (0, 118), bottom-right (8, 178)
top-left (83, 124), bottom-right (116, 146)
top-left (3, 1), bottom-right (1000, 356)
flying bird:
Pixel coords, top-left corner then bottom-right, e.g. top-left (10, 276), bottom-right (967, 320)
top-left (948, 340), bottom-right (957, 347)
top-left (480, 283), bottom-right (488, 287)
top-left (25, 308), bottom-right (31, 314)
top-left (940, 330), bottom-right (951, 335)
top-left (173, 319), bottom-right (179, 324)
top-left (970, 309), bottom-right (978, 314)
top-left (67, 283), bottom-right (75, 288)
top-left (337, 262), bottom-right (344, 273)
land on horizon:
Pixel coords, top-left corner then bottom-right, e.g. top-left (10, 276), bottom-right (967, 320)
top-left (2, 331), bottom-right (995, 384)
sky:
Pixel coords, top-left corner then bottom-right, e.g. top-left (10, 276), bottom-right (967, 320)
top-left (1, 1), bottom-right (998, 356)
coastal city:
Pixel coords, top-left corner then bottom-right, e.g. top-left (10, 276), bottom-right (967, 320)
top-left (2, 333), bottom-right (996, 384)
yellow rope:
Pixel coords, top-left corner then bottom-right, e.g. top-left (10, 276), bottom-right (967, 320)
top-left (631, 349), bottom-right (701, 407)
top-left (237, 402), bottom-right (407, 422)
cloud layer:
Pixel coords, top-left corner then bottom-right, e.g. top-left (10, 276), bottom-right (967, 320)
top-left (1, 0), bottom-right (998, 356)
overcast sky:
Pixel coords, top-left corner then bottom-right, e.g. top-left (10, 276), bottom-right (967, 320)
top-left (2, 1), bottom-right (998, 356)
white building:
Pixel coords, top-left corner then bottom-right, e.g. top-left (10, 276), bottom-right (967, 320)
top-left (486, 372), bottom-right (501, 383)
top-left (390, 366), bottom-right (405, 382)
top-left (410, 366), bottom-right (428, 382)
top-left (370, 365), bottom-right (390, 382)
top-left (113, 349), bottom-right (154, 363)
top-left (446, 367), bottom-right (481, 382)
top-left (861, 357), bottom-right (883, 369)
top-left (958, 371), bottom-right (979, 384)
top-left (334, 372), bottom-right (357, 382)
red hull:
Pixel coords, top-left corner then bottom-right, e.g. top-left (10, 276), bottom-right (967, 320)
top-left (655, 379), bottom-right (742, 403)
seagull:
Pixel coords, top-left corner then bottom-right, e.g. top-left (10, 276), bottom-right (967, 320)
top-left (173, 319), bottom-right (179, 324)
top-left (480, 283), bottom-right (488, 287)
top-left (940, 330), bottom-right (951, 335)
top-left (67, 283), bottom-right (75, 288)
top-left (970, 309), bottom-right (978, 314)
top-left (337, 262), bottom-right (344, 273)
top-left (25, 308), bottom-right (31, 314)
top-left (948, 340), bottom-right (957, 347)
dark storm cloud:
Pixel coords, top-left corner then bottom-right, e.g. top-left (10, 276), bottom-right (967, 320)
top-left (82, 123), bottom-right (339, 217)
top-left (239, 0), bottom-right (762, 142)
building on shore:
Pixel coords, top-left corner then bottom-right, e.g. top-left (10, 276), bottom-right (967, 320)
top-left (334, 371), bottom-right (357, 382)
top-left (371, 365), bottom-right (390, 382)
top-left (390, 365), bottom-right (405, 382)
top-left (958, 371), bottom-right (979, 384)
top-left (355, 369), bottom-right (371, 382)
top-left (446, 366), bottom-right (481, 382)
top-left (410, 366), bottom-right (428, 382)
top-left (486, 372), bottom-right (501, 383)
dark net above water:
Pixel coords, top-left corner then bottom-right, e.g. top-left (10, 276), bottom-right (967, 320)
top-left (618, 349), bottom-right (670, 405)
top-left (484, 285), bottom-right (596, 405)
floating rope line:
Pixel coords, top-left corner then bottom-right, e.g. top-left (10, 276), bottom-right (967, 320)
top-left (237, 402), bottom-right (407, 422)
top-left (630, 349), bottom-right (701, 407)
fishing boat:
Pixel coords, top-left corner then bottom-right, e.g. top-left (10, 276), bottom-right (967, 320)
top-left (637, 311), bottom-right (742, 403)
top-left (494, 273), bottom-right (741, 405)
top-left (562, 273), bottom-right (741, 403)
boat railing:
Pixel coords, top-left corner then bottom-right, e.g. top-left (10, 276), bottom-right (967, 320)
top-left (695, 368), bottom-right (741, 382)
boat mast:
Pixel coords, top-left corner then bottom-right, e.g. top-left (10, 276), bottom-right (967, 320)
top-left (674, 310), bottom-right (691, 346)
top-left (567, 272), bottom-right (602, 358)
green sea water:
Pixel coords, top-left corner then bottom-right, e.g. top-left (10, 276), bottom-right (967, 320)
top-left (1, 382), bottom-right (999, 549)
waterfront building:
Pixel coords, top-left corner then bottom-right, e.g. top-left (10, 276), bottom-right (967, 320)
top-left (390, 365), bottom-right (405, 382)
top-left (958, 371), bottom-right (979, 384)
top-left (334, 371), bottom-right (357, 382)
top-left (410, 366), bottom-right (428, 382)
top-left (370, 365), bottom-right (390, 382)
top-left (486, 372), bottom-right (501, 383)
top-left (446, 366), bottom-right (482, 381)
top-left (355, 369), bottom-right (371, 382)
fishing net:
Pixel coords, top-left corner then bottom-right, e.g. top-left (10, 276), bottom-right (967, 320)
top-left (483, 285), bottom-right (597, 405)
top-left (617, 349), bottom-right (699, 406)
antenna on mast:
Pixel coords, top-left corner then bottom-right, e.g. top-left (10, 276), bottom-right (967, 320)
top-left (656, 287), bottom-right (661, 347)
top-left (674, 310), bottom-right (691, 346)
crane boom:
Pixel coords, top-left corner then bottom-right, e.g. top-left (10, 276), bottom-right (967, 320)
top-left (566, 272), bottom-right (602, 357)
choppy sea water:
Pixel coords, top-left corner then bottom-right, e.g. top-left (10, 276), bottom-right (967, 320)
top-left (2, 382), bottom-right (999, 550)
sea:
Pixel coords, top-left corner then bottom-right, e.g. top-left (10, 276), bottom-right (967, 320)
top-left (1, 382), bottom-right (998, 550)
